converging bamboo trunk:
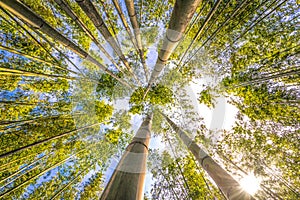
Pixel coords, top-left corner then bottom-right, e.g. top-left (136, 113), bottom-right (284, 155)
top-left (100, 114), bottom-right (152, 200)
top-left (0, 0), bottom-right (131, 87)
top-left (162, 112), bottom-right (256, 200)
top-left (145, 0), bottom-right (202, 97)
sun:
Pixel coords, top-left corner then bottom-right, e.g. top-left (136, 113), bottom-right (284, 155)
top-left (239, 173), bottom-right (261, 195)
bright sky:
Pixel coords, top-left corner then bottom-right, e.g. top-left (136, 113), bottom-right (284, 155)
top-left (190, 80), bottom-right (238, 131)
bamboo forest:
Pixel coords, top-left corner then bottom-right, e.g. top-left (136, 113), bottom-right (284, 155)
top-left (0, 0), bottom-right (299, 199)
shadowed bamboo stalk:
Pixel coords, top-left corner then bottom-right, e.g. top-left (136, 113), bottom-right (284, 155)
top-left (0, 8), bottom-right (85, 75)
top-left (112, 0), bottom-right (138, 50)
top-left (1, 5), bottom-right (87, 76)
top-left (98, 0), bottom-right (121, 46)
top-left (53, 0), bottom-right (126, 76)
top-left (75, 0), bottom-right (141, 86)
top-left (161, 112), bottom-right (256, 200)
top-left (0, 0), bottom-right (131, 88)
top-left (125, 0), bottom-right (149, 82)
top-left (100, 114), bottom-right (152, 200)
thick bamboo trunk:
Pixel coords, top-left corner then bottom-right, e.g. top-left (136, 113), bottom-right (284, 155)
top-left (162, 113), bottom-right (255, 200)
top-left (124, 0), bottom-right (149, 81)
top-left (100, 114), bottom-right (152, 200)
top-left (145, 0), bottom-right (202, 96)
top-left (0, 0), bottom-right (130, 87)
top-left (53, 0), bottom-right (125, 74)
top-left (75, 0), bottom-right (140, 84)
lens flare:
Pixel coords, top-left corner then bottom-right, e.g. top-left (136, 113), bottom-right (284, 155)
top-left (240, 173), bottom-right (261, 195)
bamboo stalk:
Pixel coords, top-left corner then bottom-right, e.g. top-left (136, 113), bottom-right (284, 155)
top-left (178, 0), bottom-right (222, 67)
top-left (53, 0), bottom-right (126, 75)
top-left (161, 112), bottom-right (256, 200)
top-left (125, 0), bottom-right (149, 82)
top-left (144, 0), bottom-right (202, 98)
top-left (75, 0), bottom-right (141, 86)
top-left (0, 0), bottom-right (131, 87)
top-left (100, 114), bottom-right (152, 200)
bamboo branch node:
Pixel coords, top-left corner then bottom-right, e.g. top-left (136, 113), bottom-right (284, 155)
top-left (200, 155), bottom-right (210, 167)
top-left (166, 33), bottom-right (182, 43)
top-left (128, 141), bottom-right (149, 150)
top-left (129, 12), bottom-right (137, 17)
top-left (157, 56), bottom-right (168, 64)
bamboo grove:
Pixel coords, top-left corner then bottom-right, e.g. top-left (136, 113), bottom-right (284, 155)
top-left (0, 0), bottom-right (299, 199)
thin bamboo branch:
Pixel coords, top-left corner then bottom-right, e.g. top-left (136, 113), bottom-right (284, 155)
top-left (0, 147), bottom-right (88, 199)
top-left (181, 0), bottom-right (251, 69)
top-left (0, 122), bottom-right (103, 159)
top-left (50, 160), bottom-right (97, 199)
top-left (0, 44), bottom-right (78, 75)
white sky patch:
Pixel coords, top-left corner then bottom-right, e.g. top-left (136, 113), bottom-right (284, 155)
top-left (146, 46), bottom-right (158, 71)
top-left (113, 97), bottom-right (130, 111)
top-left (190, 80), bottom-right (238, 132)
